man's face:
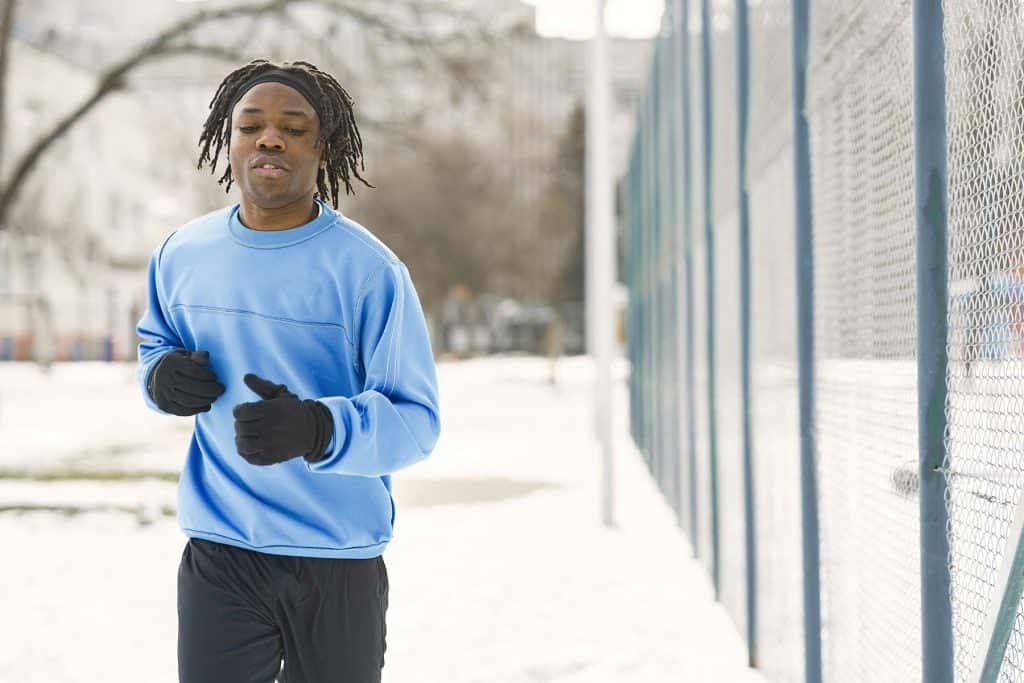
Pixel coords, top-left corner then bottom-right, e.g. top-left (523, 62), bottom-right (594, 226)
top-left (228, 82), bottom-right (322, 209)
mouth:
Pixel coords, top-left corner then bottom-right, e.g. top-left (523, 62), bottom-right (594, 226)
top-left (253, 165), bottom-right (287, 179)
top-left (251, 157), bottom-right (289, 179)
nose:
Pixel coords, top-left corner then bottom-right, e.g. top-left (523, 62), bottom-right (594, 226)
top-left (256, 128), bottom-right (284, 152)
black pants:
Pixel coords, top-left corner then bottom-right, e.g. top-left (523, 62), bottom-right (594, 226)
top-left (177, 538), bottom-right (388, 683)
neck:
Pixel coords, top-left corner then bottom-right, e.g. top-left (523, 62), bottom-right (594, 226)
top-left (239, 195), bottom-right (317, 231)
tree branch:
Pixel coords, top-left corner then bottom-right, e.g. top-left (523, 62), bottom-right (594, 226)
top-left (0, 0), bottom-right (501, 229)
top-left (324, 0), bottom-right (494, 85)
top-left (0, 40), bottom-right (258, 227)
top-left (0, 0), bottom-right (302, 227)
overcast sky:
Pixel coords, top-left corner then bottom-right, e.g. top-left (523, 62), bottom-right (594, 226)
top-left (522, 0), bottom-right (665, 39)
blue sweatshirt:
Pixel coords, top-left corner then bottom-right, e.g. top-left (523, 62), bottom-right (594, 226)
top-left (136, 201), bottom-right (441, 559)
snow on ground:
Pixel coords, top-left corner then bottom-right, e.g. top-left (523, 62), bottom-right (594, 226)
top-left (0, 356), bottom-right (762, 683)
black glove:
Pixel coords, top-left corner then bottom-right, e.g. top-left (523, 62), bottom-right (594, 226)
top-left (147, 349), bottom-right (226, 416)
top-left (232, 373), bottom-right (334, 466)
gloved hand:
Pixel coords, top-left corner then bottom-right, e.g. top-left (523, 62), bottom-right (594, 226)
top-left (147, 349), bottom-right (226, 416)
top-left (232, 373), bottom-right (334, 466)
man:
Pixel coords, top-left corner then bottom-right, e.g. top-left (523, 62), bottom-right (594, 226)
top-left (136, 59), bottom-right (441, 682)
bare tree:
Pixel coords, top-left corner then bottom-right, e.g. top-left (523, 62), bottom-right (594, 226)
top-left (537, 103), bottom-right (585, 309)
top-left (0, 0), bottom-right (495, 230)
top-left (345, 103), bottom-right (585, 328)
top-left (345, 129), bottom-right (520, 314)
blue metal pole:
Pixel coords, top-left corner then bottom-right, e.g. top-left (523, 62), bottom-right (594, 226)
top-left (631, 121), bottom-right (640, 454)
top-left (630, 136), bottom-right (641, 448)
top-left (790, 0), bottom-right (821, 680)
top-left (699, 0), bottom-right (721, 599)
top-left (652, 80), bottom-right (661, 479)
top-left (635, 140), bottom-right (644, 453)
top-left (659, 20), bottom-right (680, 517)
top-left (647, 80), bottom-right (655, 473)
top-left (734, 0), bottom-right (757, 668)
top-left (626, 145), bottom-right (635, 445)
top-left (645, 82), bottom-right (656, 473)
top-left (666, 0), bottom-right (683, 529)
top-left (666, 13), bottom-right (683, 522)
top-left (912, 0), bottom-right (954, 680)
top-left (640, 87), bottom-right (650, 469)
top-left (652, 40), bottom-right (664, 495)
top-left (636, 87), bottom-right (643, 466)
top-left (660, 35), bottom-right (674, 508)
top-left (679, 0), bottom-right (699, 556)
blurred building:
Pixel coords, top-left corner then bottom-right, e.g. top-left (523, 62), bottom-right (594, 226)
top-left (0, 37), bottom-right (206, 362)
top-left (1, 1), bottom-right (651, 361)
top-left (500, 15), bottom-right (651, 216)
top-left (433, 4), bottom-right (651, 355)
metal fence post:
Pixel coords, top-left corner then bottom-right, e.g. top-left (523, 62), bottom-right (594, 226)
top-left (644, 73), bottom-right (656, 478)
top-left (790, 0), bottom-right (822, 680)
top-left (663, 31), bottom-right (677, 513)
top-left (734, 0), bottom-right (757, 668)
top-left (677, 0), bottom-right (699, 556)
top-left (663, 15), bottom-right (684, 521)
top-left (912, 1), bottom-right (954, 681)
top-left (699, 0), bottom-right (721, 599)
top-left (625, 139), bottom-right (636, 450)
top-left (669, 0), bottom-right (687, 533)
top-left (650, 46), bottom-right (662, 488)
top-left (640, 85), bottom-right (651, 470)
top-left (653, 39), bottom-right (666, 498)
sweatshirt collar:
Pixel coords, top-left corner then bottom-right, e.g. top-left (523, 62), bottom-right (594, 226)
top-left (228, 200), bottom-right (335, 248)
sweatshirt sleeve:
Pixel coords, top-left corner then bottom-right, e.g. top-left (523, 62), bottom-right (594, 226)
top-left (135, 234), bottom-right (182, 415)
top-left (307, 260), bottom-right (441, 477)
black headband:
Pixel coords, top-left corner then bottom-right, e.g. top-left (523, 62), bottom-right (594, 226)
top-left (228, 69), bottom-right (324, 124)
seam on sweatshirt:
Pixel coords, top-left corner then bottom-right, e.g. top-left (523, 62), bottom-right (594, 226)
top-left (385, 264), bottom-right (405, 394)
top-left (332, 218), bottom-right (400, 264)
top-left (169, 304), bottom-right (356, 351)
top-left (154, 230), bottom-right (185, 343)
top-left (352, 262), bottom-right (392, 382)
top-left (381, 265), bottom-right (396, 393)
top-left (353, 261), bottom-right (392, 311)
top-left (355, 263), bottom-right (398, 394)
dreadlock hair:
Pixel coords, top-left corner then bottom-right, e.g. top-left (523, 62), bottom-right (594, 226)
top-left (197, 59), bottom-right (372, 206)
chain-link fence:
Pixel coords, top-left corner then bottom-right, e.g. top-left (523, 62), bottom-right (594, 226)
top-left (623, 0), bottom-right (1024, 680)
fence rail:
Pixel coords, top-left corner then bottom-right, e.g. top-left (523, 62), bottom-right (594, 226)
top-left (622, 1), bottom-right (1024, 681)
